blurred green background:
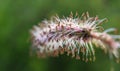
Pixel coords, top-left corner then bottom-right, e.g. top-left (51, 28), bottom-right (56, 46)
top-left (0, 0), bottom-right (120, 71)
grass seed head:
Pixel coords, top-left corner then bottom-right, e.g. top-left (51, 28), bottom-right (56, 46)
top-left (30, 12), bottom-right (120, 62)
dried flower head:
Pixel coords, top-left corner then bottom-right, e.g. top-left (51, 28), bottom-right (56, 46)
top-left (30, 12), bottom-right (120, 62)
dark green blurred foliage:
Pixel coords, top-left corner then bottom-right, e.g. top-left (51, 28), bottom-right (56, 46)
top-left (0, 0), bottom-right (120, 71)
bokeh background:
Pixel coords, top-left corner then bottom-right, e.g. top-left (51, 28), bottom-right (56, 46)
top-left (0, 0), bottom-right (120, 71)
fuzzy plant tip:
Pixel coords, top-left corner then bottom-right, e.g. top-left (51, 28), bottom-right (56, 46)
top-left (30, 12), bottom-right (120, 62)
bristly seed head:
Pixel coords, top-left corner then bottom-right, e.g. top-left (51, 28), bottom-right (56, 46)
top-left (30, 12), bottom-right (120, 62)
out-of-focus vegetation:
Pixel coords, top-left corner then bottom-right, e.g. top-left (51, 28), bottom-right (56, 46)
top-left (0, 0), bottom-right (120, 71)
